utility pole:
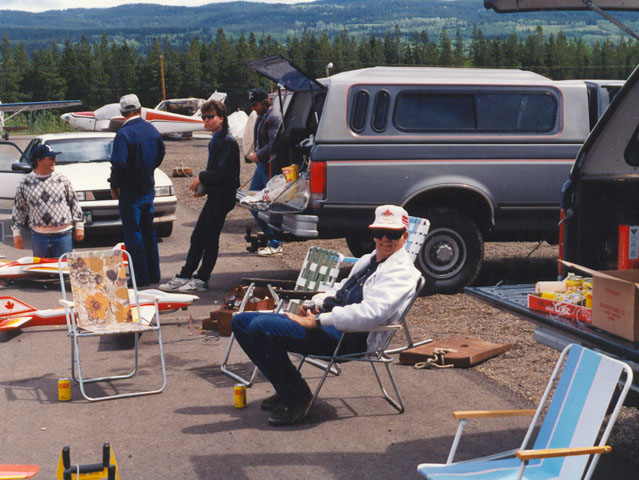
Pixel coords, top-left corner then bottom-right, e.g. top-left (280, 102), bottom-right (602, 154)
top-left (160, 55), bottom-right (167, 101)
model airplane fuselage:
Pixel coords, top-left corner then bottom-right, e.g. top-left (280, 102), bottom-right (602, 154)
top-left (0, 256), bottom-right (69, 284)
top-left (61, 92), bottom-right (228, 136)
top-left (0, 291), bottom-right (199, 331)
top-left (61, 104), bottom-right (207, 135)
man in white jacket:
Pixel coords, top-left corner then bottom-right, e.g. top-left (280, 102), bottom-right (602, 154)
top-left (231, 205), bottom-right (421, 426)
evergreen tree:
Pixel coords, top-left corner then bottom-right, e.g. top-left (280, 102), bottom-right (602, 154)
top-left (138, 37), bottom-right (164, 106)
top-left (453, 28), bottom-right (465, 67)
top-left (28, 42), bottom-right (66, 100)
top-left (0, 34), bottom-right (24, 102)
top-left (439, 28), bottom-right (452, 67)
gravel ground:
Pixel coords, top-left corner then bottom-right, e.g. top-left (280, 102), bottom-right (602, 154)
top-left (162, 135), bottom-right (638, 473)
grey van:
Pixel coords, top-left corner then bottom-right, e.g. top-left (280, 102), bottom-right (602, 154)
top-left (251, 55), bottom-right (622, 292)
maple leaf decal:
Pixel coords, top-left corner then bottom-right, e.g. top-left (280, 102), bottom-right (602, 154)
top-left (5, 301), bottom-right (14, 310)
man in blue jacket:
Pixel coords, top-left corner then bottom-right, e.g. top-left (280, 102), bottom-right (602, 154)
top-left (110, 93), bottom-right (165, 287)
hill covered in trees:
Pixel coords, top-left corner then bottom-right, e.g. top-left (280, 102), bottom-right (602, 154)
top-left (2, 0), bottom-right (639, 52)
top-left (2, 22), bottom-right (638, 115)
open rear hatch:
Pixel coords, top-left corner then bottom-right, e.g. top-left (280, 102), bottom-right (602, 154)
top-left (248, 54), bottom-right (326, 93)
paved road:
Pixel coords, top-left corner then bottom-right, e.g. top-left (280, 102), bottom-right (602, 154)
top-left (0, 135), bottom-right (631, 479)
top-left (0, 190), bottom-right (543, 479)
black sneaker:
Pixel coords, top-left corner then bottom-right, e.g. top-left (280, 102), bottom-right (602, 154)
top-left (260, 393), bottom-right (280, 411)
top-left (267, 389), bottom-right (312, 427)
top-left (268, 398), bottom-right (309, 427)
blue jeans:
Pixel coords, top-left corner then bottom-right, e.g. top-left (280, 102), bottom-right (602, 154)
top-left (118, 190), bottom-right (160, 286)
top-left (31, 230), bottom-right (73, 258)
top-left (249, 163), bottom-right (281, 248)
top-left (231, 312), bottom-right (367, 401)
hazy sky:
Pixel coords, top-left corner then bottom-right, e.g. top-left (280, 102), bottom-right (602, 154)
top-left (2, 0), bottom-right (313, 13)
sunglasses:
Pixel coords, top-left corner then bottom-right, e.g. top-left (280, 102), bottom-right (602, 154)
top-left (371, 228), bottom-right (405, 240)
top-left (201, 114), bottom-right (217, 120)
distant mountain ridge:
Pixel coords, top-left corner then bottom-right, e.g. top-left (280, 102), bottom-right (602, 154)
top-left (1, 0), bottom-right (638, 51)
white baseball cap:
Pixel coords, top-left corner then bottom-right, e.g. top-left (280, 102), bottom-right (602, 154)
top-left (368, 205), bottom-right (409, 230)
top-left (119, 93), bottom-right (141, 112)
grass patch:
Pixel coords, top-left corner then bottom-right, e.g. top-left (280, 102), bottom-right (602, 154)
top-left (5, 111), bottom-right (75, 135)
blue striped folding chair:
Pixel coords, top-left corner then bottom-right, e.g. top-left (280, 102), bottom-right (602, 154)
top-left (417, 343), bottom-right (633, 480)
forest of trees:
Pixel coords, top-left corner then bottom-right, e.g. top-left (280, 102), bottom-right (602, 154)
top-left (2, 25), bottom-right (639, 112)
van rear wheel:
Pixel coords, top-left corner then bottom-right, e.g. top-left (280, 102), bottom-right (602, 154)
top-left (417, 209), bottom-right (484, 293)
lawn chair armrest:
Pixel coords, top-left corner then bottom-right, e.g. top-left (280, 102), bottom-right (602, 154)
top-left (516, 445), bottom-right (611, 461)
top-left (276, 289), bottom-right (320, 301)
top-left (241, 278), bottom-right (297, 289)
top-left (446, 409), bottom-right (537, 464)
top-left (452, 409), bottom-right (537, 420)
top-left (59, 299), bottom-right (75, 308)
top-left (369, 324), bottom-right (402, 332)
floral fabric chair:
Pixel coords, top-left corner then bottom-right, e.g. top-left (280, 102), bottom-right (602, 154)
top-left (66, 250), bottom-right (147, 333)
top-left (58, 249), bottom-right (167, 401)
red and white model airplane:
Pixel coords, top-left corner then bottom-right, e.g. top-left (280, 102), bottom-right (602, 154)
top-left (0, 243), bottom-right (127, 286)
top-left (0, 291), bottom-right (199, 332)
top-left (60, 92), bottom-right (227, 136)
top-left (0, 99), bottom-right (82, 139)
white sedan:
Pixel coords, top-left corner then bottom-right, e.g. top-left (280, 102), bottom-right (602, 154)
top-left (0, 132), bottom-right (177, 237)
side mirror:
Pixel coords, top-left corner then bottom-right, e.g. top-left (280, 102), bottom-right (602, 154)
top-left (11, 162), bottom-right (32, 173)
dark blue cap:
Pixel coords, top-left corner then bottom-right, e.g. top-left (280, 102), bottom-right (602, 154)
top-left (248, 88), bottom-right (268, 106)
top-left (30, 144), bottom-right (61, 165)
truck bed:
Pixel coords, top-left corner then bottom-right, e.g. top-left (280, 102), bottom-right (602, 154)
top-left (465, 284), bottom-right (639, 370)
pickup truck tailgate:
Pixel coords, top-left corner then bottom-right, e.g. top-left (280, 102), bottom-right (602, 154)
top-left (465, 285), bottom-right (639, 383)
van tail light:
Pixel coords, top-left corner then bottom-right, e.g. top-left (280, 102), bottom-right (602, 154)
top-left (558, 208), bottom-right (565, 277)
top-left (309, 161), bottom-right (326, 202)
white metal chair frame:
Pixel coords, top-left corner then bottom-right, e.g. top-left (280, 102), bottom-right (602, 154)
top-left (58, 249), bottom-right (167, 401)
top-left (297, 275), bottom-right (426, 417)
top-left (221, 246), bottom-right (344, 386)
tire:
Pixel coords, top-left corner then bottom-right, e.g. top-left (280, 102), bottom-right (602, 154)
top-left (346, 231), bottom-right (375, 258)
top-left (156, 222), bottom-right (173, 238)
top-left (416, 209), bottom-right (484, 294)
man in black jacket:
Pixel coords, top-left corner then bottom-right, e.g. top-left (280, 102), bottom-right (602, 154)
top-left (159, 99), bottom-right (240, 292)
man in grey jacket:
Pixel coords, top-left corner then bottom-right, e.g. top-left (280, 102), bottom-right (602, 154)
top-left (245, 88), bottom-right (283, 256)
top-left (231, 205), bottom-right (421, 426)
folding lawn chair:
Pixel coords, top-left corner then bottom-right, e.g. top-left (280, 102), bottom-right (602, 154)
top-left (221, 246), bottom-right (344, 386)
top-left (294, 274), bottom-right (426, 417)
top-left (58, 249), bottom-right (167, 401)
top-left (417, 343), bottom-right (633, 480)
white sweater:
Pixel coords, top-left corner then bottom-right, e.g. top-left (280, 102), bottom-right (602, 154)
top-left (313, 248), bottom-right (421, 351)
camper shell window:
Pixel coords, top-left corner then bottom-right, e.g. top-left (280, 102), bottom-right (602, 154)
top-left (394, 90), bottom-right (558, 133)
top-left (350, 90), bottom-right (369, 133)
top-left (372, 90), bottom-right (391, 132)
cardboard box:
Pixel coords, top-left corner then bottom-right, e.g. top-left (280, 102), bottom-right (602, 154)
top-left (561, 261), bottom-right (639, 342)
top-left (528, 293), bottom-right (592, 323)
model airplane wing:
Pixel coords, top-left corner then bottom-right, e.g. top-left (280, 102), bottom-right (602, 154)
top-left (0, 464), bottom-right (40, 479)
top-left (0, 100), bottom-right (82, 113)
top-left (0, 316), bottom-right (33, 331)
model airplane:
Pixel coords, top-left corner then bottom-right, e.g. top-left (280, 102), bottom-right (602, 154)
top-left (0, 244), bottom-right (128, 286)
top-left (0, 99), bottom-right (82, 140)
top-left (0, 290), bottom-right (199, 332)
top-left (0, 256), bottom-right (70, 286)
top-left (60, 91), bottom-right (227, 136)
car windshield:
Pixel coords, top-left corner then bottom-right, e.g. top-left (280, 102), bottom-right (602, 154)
top-left (46, 138), bottom-right (113, 164)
